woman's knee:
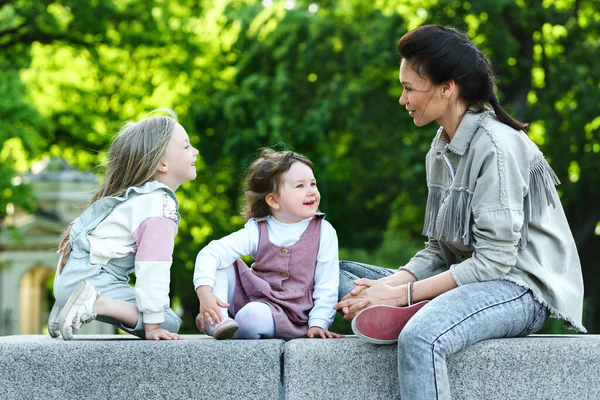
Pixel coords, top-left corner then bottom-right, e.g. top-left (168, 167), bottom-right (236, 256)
top-left (339, 260), bottom-right (376, 275)
top-left (339, 260), bottom-right (395, 280)
top-left (338, 270), bottom-right (358, 300)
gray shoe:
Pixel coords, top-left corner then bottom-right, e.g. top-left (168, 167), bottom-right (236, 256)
top-left (48, 302), bottom-right (61, 338)
top-left (58, 280), bottom-right (101, 340)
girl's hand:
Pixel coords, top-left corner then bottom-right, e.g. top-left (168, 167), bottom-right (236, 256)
top-left (196, 286), bottom-right (229, 330)
top-left (306, 326), bottom-right (344, 339)
top-left (144, 324), bottom-right (182, 340)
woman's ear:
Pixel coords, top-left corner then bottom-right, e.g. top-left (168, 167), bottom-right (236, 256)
top-left (440, 80), bottom-right (456, 99)
top-left (265, 193), bottom-right (280, 210)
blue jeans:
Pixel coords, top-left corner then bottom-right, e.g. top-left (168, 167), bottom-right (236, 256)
top-left (339, 261), bottom-right (549, 400)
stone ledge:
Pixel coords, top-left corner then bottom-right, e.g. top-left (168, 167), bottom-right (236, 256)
top-left (1, 334), bottom-right (598, 400)
top-left (0, 335), bottom-right (284, 400)
top-left (284, 335), bottom-right (600, 400)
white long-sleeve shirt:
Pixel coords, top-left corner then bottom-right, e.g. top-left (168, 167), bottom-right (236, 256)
top-left (193, 215), bottom-right (339, 330)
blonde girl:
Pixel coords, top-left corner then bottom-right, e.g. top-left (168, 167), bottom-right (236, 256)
top-left (49, 110), bottom-right (198, 340)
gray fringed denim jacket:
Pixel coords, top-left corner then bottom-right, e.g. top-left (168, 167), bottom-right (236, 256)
top-left (402, 107), bottom-right (586, 332)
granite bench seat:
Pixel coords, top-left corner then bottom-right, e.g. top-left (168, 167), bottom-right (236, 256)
top-left (0, 335), bottom-right (284, 400)
top-left (284, 335), bottom-right (600, 400)
top-left (1, 334), bottom-right (598, 400)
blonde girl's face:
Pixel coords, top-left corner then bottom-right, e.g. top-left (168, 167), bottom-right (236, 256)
top-left (398, 59), bottom-right (445, 127)
top-left (155, 123), bottom-right (199, 191)
top-left (269, 161), bottom-right (320, 224)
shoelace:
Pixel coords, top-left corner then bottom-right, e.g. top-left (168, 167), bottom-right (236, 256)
top-left (73, 312), bottom-right (97, 329)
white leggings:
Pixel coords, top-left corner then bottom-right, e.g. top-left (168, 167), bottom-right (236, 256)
top-left (213, 267), bottom-right (275, 339)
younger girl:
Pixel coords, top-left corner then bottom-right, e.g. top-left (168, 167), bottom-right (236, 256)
top-left (193, 149), bottom-right (342, 340)
top-left (49, 109), bottom-right (198, 340)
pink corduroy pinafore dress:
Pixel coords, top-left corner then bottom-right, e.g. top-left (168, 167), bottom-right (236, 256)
top-left (232, 214), bottom-right (324, 339)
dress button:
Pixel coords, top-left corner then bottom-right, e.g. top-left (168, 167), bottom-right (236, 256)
top-left (280, 272), bottom-right (288, 278)
top-left (281, 248), bottom-right (289, 255)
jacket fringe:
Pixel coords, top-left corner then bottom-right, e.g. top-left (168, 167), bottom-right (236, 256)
top-left (423, 185), bottom-right (444, 239)
top-left (423, 186), bottom-right (473, 246)
top-left (423, 156), bottom-right (560, 249)
top-left (519, 156), bottom-right (561, 249)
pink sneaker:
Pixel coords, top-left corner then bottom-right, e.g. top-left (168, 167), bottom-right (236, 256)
top-left (351, 301), bottom-right (429, 345)
top-left (196, 314), bottom-right (239, 340)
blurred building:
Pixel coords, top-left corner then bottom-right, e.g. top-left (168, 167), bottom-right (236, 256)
top-left (0, 158), bottom-right (113, 336)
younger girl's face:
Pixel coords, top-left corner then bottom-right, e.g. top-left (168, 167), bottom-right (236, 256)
top-left (270, 161), bottom-right (320, 224)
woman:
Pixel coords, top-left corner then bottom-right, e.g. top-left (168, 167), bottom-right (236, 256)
top-left (334, 25), bottom-right (585, 399)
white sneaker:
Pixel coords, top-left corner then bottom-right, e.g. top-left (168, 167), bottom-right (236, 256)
top-left (58, 280), bottom-right (101, 340)
top-left (48, 302), bottom-right (61, 338)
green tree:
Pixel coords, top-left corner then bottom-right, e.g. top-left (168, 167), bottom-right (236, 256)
top-left (4, 0), bottom-right (599, 334)
top-left (0, 0), bottom-right (126, 222)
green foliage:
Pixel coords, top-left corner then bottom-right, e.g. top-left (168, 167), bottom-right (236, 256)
top-left (194, 2), bottom-right (420, 251)
top-left (0, 55), bottom-right (48, 219)
top-left (2, 0), bottom-right (599, 333)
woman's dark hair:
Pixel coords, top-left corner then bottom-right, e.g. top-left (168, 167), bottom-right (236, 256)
top-left (241, 148), bottom-right (315, 220)
top-left (397, 25), bottom-right (528, 132)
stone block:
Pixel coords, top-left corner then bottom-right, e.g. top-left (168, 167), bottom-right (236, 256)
top-left (0, 335), bottom-right (284, 400)
top-left (283, 335), bottom-right (600, 400)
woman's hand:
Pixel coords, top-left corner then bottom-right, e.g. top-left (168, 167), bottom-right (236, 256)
top-left (334, 278), bottom-right (377, 319)
top-left (196, 286), bottom-right (229, 330)
top-left (306, 326), bottom-right (344, 339)
top-left (144, 324), bottom-right (182, 340)
top-left (339, 278), bottom-right (376, 301)
top-left (334, 278), bottom-right (404, 320)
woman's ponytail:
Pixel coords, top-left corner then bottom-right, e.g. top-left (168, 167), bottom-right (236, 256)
top-left (489, 97), bottom-right (529, 132)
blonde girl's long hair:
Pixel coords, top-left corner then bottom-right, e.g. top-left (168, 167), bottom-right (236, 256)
top-left (57, 109), bottom-right (178, 273)
top-left (241, 148), bottom-right (314, 220)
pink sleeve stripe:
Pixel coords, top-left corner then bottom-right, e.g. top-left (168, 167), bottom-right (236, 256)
top-left (133, 217), bottom-right (178, 262)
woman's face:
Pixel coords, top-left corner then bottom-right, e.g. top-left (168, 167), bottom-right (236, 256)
top-left (398, 59), bottom-right (445, 127)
